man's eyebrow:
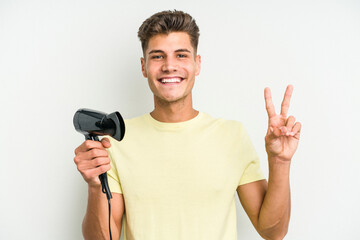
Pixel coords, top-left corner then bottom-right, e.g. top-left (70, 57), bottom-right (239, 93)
top-left (147, 49), bottom-right (192, 55)
top-left (148, 49), bottom-right (164, 55)
top-left (175, 49), bottom-right (191, 53)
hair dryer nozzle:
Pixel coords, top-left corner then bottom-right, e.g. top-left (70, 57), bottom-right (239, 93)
top-left (73, 108), bottom-right (125, 141)
top-left (107, 112), bottom-right (125, 141)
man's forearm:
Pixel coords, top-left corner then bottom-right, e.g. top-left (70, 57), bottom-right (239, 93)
top-left (258, 158), bottom-right (291, 239)
top-left (82, 186), bottom-right (121, 240)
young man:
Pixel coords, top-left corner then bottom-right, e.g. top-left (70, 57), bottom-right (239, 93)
top-left (74, 10), bottom-right (301, 240)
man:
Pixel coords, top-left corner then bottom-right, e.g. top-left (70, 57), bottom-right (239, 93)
top-left (74, 10), bottom-right (301, 240)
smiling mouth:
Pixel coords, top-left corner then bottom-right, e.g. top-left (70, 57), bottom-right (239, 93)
top-left (158, 77), bottom-right (184, 84)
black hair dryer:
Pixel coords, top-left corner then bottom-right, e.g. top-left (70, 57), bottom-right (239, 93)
top-left (73, 108), bottom-right (125, 200)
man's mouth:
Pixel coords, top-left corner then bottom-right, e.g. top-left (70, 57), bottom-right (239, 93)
top-left (158, 77), bottom-right (184, 84)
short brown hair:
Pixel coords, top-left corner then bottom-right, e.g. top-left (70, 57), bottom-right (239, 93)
top-left (138, 10), bottom-right (200, 54)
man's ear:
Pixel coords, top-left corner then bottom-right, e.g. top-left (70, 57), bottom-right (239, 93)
top-left (141, 57), bottom-right (147, 78)
top-left (195, 55), bottom-right (201, 76)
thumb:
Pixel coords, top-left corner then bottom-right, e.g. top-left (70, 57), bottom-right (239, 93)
top-left (101, 137), bottom-right (111, 148)
top-left (267, 126), bottom-right (282, 140)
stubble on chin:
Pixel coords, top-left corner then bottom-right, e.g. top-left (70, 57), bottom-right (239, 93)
top-left (154, 94), bottom-right (187, 106)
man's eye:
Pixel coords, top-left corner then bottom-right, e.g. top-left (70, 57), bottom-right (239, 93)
top-left (177, 54), bottom-right (187, 58)
top-left (151, 55), bottom-right (163, 59)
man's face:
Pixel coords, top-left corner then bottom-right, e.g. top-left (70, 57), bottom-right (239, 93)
top-left (141, 32), bottom-right (201, 104)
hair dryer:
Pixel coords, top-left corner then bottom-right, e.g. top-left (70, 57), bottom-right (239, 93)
top-left (73, 108), bottom-right (125, 200)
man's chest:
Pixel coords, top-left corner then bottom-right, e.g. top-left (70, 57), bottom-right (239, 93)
top-left (115, 133), bottom-right (242, 204)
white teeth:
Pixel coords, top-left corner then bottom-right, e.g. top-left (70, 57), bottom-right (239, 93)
top-left (161, 78), bottom-right (181, 83)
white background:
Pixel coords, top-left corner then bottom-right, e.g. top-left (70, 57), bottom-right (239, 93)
top-left (1, 0), bottom-right (359, 239)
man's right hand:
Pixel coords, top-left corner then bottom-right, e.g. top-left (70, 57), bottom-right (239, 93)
top-left (74, 138), bottom-right (112, 187)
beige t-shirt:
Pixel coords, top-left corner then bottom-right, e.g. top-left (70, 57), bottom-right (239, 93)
top-left (107, 112), bottom-right (265, 240)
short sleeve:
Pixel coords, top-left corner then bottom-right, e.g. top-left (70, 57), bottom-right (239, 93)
top-left (106, 139), bottom-right (123, 194)
top-left (237, 125), bottom-right (265, 186)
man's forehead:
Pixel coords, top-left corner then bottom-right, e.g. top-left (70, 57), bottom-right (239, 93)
top-left (145, 32), bottom-right (195, 55)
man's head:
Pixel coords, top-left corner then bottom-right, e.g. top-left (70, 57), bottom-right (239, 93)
top-left (138, 10), bottom-right (200, 55)
top-left (138, 10), bottom-right (201, 107)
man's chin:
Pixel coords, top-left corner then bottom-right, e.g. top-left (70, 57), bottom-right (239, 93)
top-left (155, 95), bottom-right (188, 105)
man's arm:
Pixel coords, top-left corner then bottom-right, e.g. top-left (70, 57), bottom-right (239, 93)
top-left (83, 189), bottom-right (124, 239)
top-left (237, 162), bottom-right (291, 239)
top-left (74, 138), bottom-right (125, 240)
top-left (237, 85), bottom-right (301, 240)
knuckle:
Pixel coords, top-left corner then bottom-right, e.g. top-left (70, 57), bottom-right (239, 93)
top-left (106, 164), bottom-right (111, 171)
top-left (74, 151), bottom-right (86, 162)
top-left (98, 165), bottom-right (106, 173)
top-left (98, 149), bottom-right (106, 156)
top-left (90, 149), bottom-right (99, 158)
top-left (93, 149), bottom-right (107, 158)
top-left (93, 157), bottom-right (102, 166)
top-left (105, 164), bottom-right (111, 171)
top-left (84, 140), bottom-right (93, 149)
top-left (100, 157), bottom-right (110, 166)
top-left (99, 164), bottom-right (110, 173)
top-left (77, 164), bottom-right (83, 172)
top-left (287, 116), bottom-right (295, 123)
top-left (82, 172), bottom-right (91, 181)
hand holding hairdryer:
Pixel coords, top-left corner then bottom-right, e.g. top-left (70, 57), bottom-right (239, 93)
top-left (73, 108), bottom-right (125, 200)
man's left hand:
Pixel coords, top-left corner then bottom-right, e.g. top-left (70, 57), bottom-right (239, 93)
top-left (264, 85), bottom-right (301, 162)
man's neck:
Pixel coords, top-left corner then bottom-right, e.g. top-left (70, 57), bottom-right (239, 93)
top-left (150, 95), bottom-right (199, 123)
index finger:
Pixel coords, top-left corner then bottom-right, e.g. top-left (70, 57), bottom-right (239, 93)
top-left (264, 87), bottom-right (276, 118)
top-left (280, 85), bottom-right (293, 117)
top-left (74, 140), bottom-right (104, 155)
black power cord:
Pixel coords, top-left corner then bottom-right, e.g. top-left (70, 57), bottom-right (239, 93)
top-left (99, 154), bottom-right (112, 240)
top-left (107, 198), bottom-right (112, 240)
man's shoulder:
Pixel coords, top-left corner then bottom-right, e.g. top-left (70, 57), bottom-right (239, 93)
top-left (124, 113), bottom-right (149, 125)
top-left (198, 112), bottom-right (246, 137)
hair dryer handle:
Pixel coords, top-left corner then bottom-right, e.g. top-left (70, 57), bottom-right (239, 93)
top-left (85, 135), bottom-right (113, 200)
top-left (99, 173), bottom-right (112, 200)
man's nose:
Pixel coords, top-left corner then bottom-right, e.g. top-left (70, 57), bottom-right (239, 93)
top-left (162, 57), bottom-right (178, 72)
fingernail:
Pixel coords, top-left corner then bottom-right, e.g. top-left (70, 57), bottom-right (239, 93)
top-left (286, 131), bottom-right (294, 136)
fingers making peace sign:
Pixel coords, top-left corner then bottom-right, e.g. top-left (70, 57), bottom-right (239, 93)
top-left (264, 85), bottom-right (302, 161)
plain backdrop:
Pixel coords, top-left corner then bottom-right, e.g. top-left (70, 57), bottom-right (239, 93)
top-left (1, 0), bottom-right (359, 239)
